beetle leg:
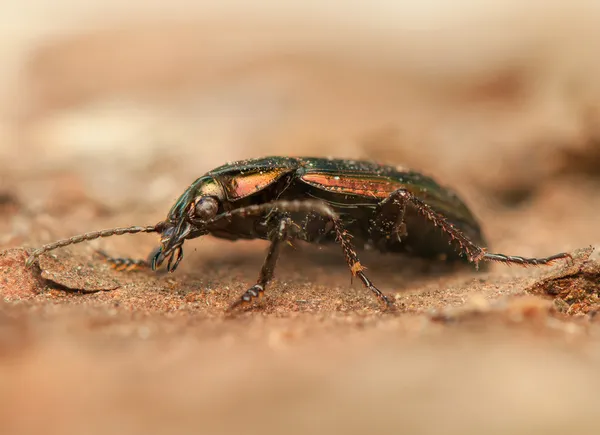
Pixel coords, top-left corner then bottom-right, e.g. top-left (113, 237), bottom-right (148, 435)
top-left (210, 199), bottom-right (393, 308)
top-left (229, 217), bottom-right (293, 310)
top-left (385, 189), bottom-right (572, 267)
top-left (479, 251), bottom-right (573, 267)
top-left (96, 247), bottom-right (162, 271)
top-left (332, 223), bottom-right (393, 307)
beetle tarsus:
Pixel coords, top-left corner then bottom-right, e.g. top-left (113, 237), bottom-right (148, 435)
top-left (96, 247), bottom-right (166, 271)
top-left (355, 270), bottom-right (394, 308)
top-left (482, 251), bottom-right (573, 267)
top-left (229, 285), bottom-right (265, 311)
top-left (96, 250), bottom-right (150, 271)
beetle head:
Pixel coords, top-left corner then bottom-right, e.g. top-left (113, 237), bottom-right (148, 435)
top-left (24, 175), bottom-right (230, 271)
top-left (152, 176), bottom-right (225, 272)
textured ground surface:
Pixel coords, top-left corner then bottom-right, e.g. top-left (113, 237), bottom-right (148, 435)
top-left (1, 3), bottom-right (600, 435)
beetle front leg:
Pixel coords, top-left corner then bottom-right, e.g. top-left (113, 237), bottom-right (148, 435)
top-left (96, 247), bottom-right (162, 271)
top-left (229, 217), bottom-right (293, 310)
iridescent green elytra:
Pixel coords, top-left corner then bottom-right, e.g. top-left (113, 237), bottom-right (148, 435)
top-left (26, 156), bottom-right (572, 309)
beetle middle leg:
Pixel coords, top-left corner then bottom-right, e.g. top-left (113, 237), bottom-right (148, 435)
top-left (211, 200), bottom-right (393, 308)
top-left (384, 189), bottom-right (572, 267)
top-left (229, 216), bottom-right (294, 310)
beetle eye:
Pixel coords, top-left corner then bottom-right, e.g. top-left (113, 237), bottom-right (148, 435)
top-left (191, 197), bottom-right (219, 221)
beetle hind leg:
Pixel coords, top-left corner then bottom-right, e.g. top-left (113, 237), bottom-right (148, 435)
top-left (384, 189), bottom-right (572, 268)
top-left (481, 251), bottom-right (573, 267)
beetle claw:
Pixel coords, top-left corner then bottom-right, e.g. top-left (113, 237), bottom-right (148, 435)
top-left (151, 248), bottom-right (165, 271)
top-left (170, 247), bottom-right (184, 272)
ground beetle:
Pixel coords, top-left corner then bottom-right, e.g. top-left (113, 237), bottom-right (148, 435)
top-left (25, 156), bottom-right (571, 309)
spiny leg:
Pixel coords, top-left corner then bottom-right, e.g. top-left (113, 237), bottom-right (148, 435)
top-left (229, 217), bottom-right (293, 310)
top-left (209, 200), bottom-right (393, 308)
top-left (481, 251), bottom-right (573, 266)
top-left (332, 221), bottom-right (393, 307)
top-left (385, 189), bottom-right (572, 267)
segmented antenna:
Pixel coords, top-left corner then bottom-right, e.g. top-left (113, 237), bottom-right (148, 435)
top-left (25, 225), bottom-right (160, 268)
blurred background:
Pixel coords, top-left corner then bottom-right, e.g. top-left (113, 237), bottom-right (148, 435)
top-left (1, 0), bottom-right (599, 248)
top-left (2, 2), bottom-right (600, 435)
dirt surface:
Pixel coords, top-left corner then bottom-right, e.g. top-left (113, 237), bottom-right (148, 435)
top-left (2, 3), bottom-right (600, 435)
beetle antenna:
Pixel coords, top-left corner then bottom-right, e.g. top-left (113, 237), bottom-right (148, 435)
top-left (25, 224), bottom-right (161, 268)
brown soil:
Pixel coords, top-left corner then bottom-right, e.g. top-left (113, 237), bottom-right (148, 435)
top-left (2, 5), bottom-right (600, 434)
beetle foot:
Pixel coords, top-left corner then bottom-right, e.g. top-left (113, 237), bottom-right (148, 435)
top-left (228, 284), bottom-right (265, 311)
top-left (377, 292), bottom-right (396, 311)
top-left (482, 251), bottom-right (574, 267)
top-left (95, 250), bottom-right (150, 271)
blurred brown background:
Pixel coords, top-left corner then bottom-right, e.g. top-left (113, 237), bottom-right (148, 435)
top-left (1, 2), bottom-right (600, 435)
top-left (2, 0), bottom-right (600, 252)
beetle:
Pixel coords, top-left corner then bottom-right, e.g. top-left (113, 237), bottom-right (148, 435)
top-left (25, 156), bottom-right (571, 309)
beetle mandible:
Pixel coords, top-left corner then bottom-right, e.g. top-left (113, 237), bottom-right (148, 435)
top-left (25, 156), bottom-right (572, 309)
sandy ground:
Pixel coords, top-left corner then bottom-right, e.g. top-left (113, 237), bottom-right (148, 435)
top-left (1, 2), bottom-right (600, 434)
